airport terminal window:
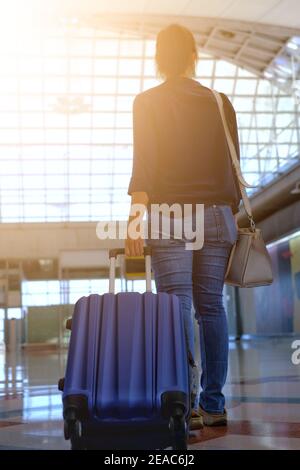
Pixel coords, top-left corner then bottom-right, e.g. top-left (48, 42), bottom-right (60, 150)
top-left (66, 279), bottom-right (153, 301)
top-left (67, 279), bottom-right (118, 304)
top-left (22, 278), bottom-right (121, 306)
top-left (0, 27), bottom-right (299, 222)
top-left (7, 308), bottom-right (22, 320)
top-left (22, 281), bottom-right (61, 307)
top-left (126, 280), bottom-right (157, 293)
top-left (21, 278), bottom-right (155, 307)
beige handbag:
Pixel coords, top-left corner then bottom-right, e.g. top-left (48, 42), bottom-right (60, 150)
top-left (212, 90), bottom-right (273, 288)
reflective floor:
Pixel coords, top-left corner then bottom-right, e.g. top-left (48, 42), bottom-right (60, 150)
top-left (0, 338), bottom-right (300, 450)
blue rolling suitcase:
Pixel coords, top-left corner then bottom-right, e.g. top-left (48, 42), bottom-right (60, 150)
top-left (58, 248), bottom-right (190, 450)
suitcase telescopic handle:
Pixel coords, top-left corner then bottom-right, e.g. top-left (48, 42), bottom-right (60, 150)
top-left (108, 247), bottom-right (152, 294)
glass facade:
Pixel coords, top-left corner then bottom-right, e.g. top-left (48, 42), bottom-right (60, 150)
top-left (21, 278), bottom-right (156, 307)
top-left (0, 27), bottom-right (299, 223)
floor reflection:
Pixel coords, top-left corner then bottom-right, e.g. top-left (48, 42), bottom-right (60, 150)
top-left (0, 338), bottom-right (299, 450)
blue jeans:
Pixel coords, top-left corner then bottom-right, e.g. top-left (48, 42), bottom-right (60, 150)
top-left (147, 204), bottom-right (238, 413)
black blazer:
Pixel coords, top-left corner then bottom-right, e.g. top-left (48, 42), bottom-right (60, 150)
top-left (128, 77), bottom-right (242, 214)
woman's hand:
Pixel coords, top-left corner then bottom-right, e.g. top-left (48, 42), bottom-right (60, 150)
top-left (125, 233), bottom-right (144, 257)
top-left (125, 191), bottom-right (149, 257)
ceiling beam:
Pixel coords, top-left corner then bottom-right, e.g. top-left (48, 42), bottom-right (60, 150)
top-left (81, 13), bottom-right (299, 79)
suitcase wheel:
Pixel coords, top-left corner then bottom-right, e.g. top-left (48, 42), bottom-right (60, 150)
top-left (64, 420), bottom-right (70, 440)
top-left (169, 410), bottom-right (188, 451)
top-left (66, 318), bottom-right (72, 330)
top-left (65, 419), bottom-right (83, 450)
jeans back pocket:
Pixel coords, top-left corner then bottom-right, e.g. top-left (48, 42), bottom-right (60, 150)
top-left (205, 205), bottom-right (237, 245)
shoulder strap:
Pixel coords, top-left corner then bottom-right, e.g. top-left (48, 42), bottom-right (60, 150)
top-left (211, 89), bottom-right (254, 221)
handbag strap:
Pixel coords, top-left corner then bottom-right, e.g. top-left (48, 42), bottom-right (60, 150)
top-left (211, 89), bottom-right (256, 230)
